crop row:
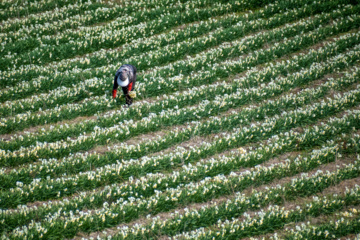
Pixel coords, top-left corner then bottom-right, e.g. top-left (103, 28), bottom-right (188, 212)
top-left (277, 211), bottom-right (360, 240)
top-left (0, 75), bottom-right (350, 190)
top-left (101, 167), bottom-right (360, 240)
top-left (2, 118), bottom-right (360, 234)
top-left (3, 140), bottom-right (360, 239)
top-left (4, 1), bottom-right (360, 239)
top-left (0, 0), bottom-right (270, 70)
top-left (0, 0), bottom-right (85, 21)
top-left (0, 0), bottom-right (214, 59)
top-left (2, 4), bottom-right (356, 118)
top-left (2, 63), bottom-right (360, 193)
top-left (2, 78), bottom-right (360, 208)
top-left (2, 0), bottom-right (317, 105)
top-left (1, 0), bottom-right (334, 86)
top-left (2, 0), bottom-right (339, 97)
top-left (2, 30), bottom-right (359, 152)
top-left (0, 0), bottom-right (106, 37)
top-left (2, 14), bottom-right (359, 134)
top-left (171, 184), bottom-right (360, 240)
top-left (2, 39), bottom-right (360, 169)
top-left (0, 0), bottom-right (187, 35)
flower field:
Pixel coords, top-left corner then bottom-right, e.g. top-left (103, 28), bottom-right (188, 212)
top-left (1, 0), bottom-right (360, 239)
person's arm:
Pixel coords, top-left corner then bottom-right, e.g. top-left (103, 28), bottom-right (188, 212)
top-left (130, 66), bottom-right (136, 90)
top-left (123, 74), bottom-right (135, 95)
top-left (112, 73), bottom-right (119, 99)
top-left (123, 80), bottom-right (134, 97)
top-left (128, 82), bottom-right (133, 91)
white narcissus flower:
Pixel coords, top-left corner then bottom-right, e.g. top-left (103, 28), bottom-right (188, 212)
top-left (129, 91), bottom-right (137, 98)
top-left (4, 8), bottom-right (358, 122)
top-left (3, 2), bottom-right (360, 240)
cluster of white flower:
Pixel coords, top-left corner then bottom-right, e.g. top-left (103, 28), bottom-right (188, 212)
top-left (2, 80), bottom-right (360, 209)
top-left (2, 0), bottom-right (203, 41)
top-left (2, 0), bottom-right (300, 86)
top-left (0, 0), bottom-right (78, 21)
top-left (171, 184), bottom-right (360, 239)
top-left (1, 0), bottom-right (180, 39)
top-left (3, 0), bottom-right (360, 239)
top-left (2, 0), bottom-right (345, 111)
top-left (2, 40), bottom-right (360, 170)
top-left (1, 0), bottom-right (104, 42)
top-left (2, 11), bottom-right (359, 135)
top-left (142, 8), bottom-right (359, 80)
top-left (2, 0), bottom-right (243, 70)
top-left (3, 28), bottom-right (359, 153)
top-left (98, 169), bottom-right (360, 239)
top-left (279, 208), bottom-right (360, 240)
top-left (2, 126), bottom-right (359, 237)
top-left (5, 148), bottom-right (360, 239)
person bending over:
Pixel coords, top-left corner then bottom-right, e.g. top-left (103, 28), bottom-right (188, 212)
top-left (112, 64), bottom-right (137, 107)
